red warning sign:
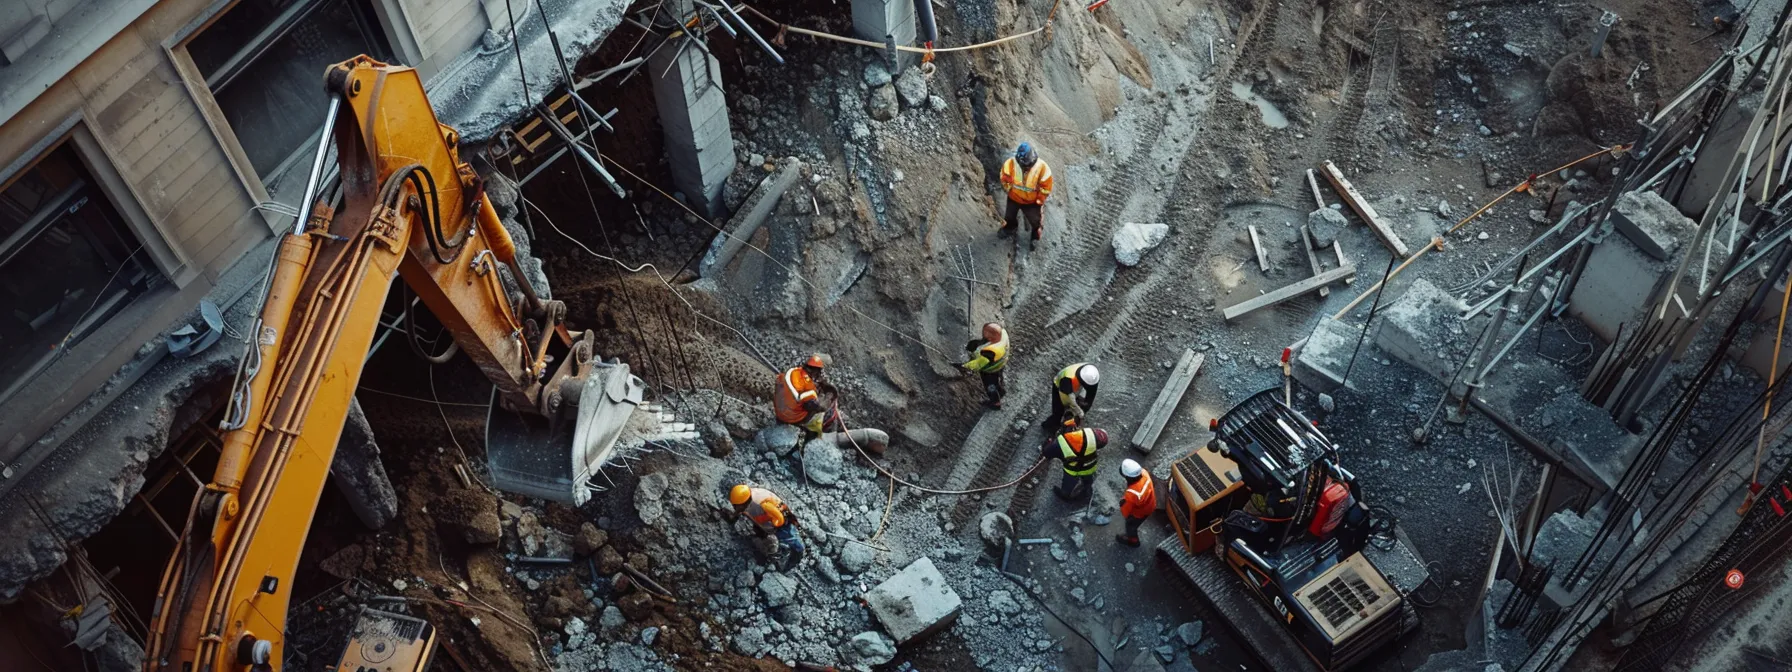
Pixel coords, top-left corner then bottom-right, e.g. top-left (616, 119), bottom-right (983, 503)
top-left (1725, 569), bottom-right (1745, 590)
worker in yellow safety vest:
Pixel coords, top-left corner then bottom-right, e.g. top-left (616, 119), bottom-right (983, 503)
top-left (999, 142), bottom-right (1054, 242)
top-left (1040, 417), bottom-right (1107, 501)
top-left (962, 322), bottom-right (1009, 409)
top-left (773, 354), bottom-right (837, 440)
top-left (730, 483), bottom-right (806, 569)
top-left (1043, 362), bottom-right (1100, 430)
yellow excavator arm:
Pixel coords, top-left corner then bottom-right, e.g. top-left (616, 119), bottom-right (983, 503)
top-left (142, 56), bottom-right (594, 671)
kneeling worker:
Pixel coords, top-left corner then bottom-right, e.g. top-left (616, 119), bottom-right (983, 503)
top-left (962, 322), bottom-right (1010, 409)
top-left (1041, 417), bottom-right (1106, 501)
top-left (1116, 458), bottom-right (1156, 547)
top-left (730, 483), bottom-right (806, 569)
top-left (774, 354), bottom-right (837, 440)
top-left (1044, 362), bottom-right (1100, 429)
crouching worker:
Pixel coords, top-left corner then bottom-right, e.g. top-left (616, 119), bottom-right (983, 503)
top-left (775, 354), bottom-right (839, 441)
top-left (1042, 417), bottom-right (1106, 501)
top-left (730, 483), bottom-right (806, 570)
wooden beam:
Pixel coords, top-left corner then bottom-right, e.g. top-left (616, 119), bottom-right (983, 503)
top-left (1319, 161), bottom-right (1411, 258)
top-left (1306, 168), bottom-right (1326, 209)
top-left (1223, 265), bottom-right (1357, 321)
top-left (1247, 225), bottom-right (1269, 272)
top-left (1334, 240), bottom-right (1353, 285)
top-left (1131, 349), bottom-right (1205, 453)
top-left (1300, 225), bottom-right (1329, 298)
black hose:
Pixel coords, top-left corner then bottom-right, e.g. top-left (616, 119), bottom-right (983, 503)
top-left (998, 570), bottom-right (1123, 671)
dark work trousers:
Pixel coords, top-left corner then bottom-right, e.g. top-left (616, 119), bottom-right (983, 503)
top-left (1057, 471), bottom-right (1094, 501)
top-left (979, 370), bottom-right (1006, 406)
top-left (1122, 515), bottom-right (1147, 540)
top-left (1002, 200), bottom-right (1043, 236)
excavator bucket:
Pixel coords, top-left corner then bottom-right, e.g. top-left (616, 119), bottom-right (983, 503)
top-left (485, 361), bottom-right (644, 505)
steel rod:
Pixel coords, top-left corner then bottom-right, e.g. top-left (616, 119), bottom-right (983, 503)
top-left (294, 95), bottom-right (341, 235)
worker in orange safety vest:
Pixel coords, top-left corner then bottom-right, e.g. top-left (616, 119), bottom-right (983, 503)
top-left (1116, 458), bottom-right (1157, 547)
top-left (730, 483), bottom-right (806, 569)
top-left (998, 142), bottom-right (1054, 242)
top-left (1040, 416), bottom-right (1107, 502)
top-left (773, 354), bottom-right (838, 440)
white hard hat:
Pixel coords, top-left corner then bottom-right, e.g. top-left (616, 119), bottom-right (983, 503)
top-left (1079, 365), bottom-right (1101, 386)
top-left (1121, 458), bottom-right (1142, 478)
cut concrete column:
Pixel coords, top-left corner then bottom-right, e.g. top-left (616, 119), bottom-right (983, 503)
top-left (650, 18), bottom-right (735, 219)
top-left (333, 399), bottom-right (398, 530)
top-left (852, 0), bottom-right (917, 68)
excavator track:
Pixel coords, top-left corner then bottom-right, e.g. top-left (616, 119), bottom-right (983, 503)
top-left (1155, 536), bottom-right (1323, 672)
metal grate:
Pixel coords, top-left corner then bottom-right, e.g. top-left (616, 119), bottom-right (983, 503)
top-left (1177, 457), bottom-right (1228, 502)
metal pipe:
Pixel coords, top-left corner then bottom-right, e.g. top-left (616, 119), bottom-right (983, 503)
top-left (718, 1), bottom-right (783, 64)
top-left (535, 103), bottom-right (628, 198)
top-left (1481, 280), bottom-right (1558, 380)
top-left (294, 95), bottom-right (341, 235)
top-left (913, 0), bottom-right (938, 44)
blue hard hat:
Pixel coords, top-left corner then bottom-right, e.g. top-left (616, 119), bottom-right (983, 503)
top-left (1015, 142), bottom-right (1033, 159)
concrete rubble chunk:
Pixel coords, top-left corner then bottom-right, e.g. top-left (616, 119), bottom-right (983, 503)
top-left (978, 512), bottom-right (1014, 552)
top-left (1373, 278), bottom-right (1473, 384)
top-left (840, 630), bottom-right (897, 669)
top-left (757, 424), bottom-right (802, 456)
top-left (865, 556), bottom-right (963, 644)
top-left (988, 590), bottom-right (1022, 616)
top-left (1294, 316), bottom-right (1359, 392)
top-left (1307, 207), bottom-right (1348, 249)
top-left (895, 67), bottom-right (929, 108)
top-left (1610, 190), bottom-right (1693, 260)
top-left (1111, 222), bottom-right (1170, 266)
top-left (838, 542), bottom-right (875, 574)
top-left (802, 438), bottom-right (846, 485)
top-left (863, 62), bottom-right (893, 87)
top-left (868, 84), bottom-right (900, 121)
top-left (1176, 620), bottom-right (1204, 647)
top-left (759, 571), bottom-right (799, 607)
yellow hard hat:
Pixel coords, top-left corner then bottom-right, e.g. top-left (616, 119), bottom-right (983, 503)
top-left (729, 484), bottom-right (752, 505)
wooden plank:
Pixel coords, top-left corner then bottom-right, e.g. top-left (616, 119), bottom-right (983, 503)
top-left (1334, 240), bottom-right (1353, 284)
top-left (1247, 225), bottom-right (1269, 272)
top-left (1300, 225), bottom-right (1329, 298)
top-left (1319, 160), bottom-right (1410, 258)
top-left (1130, 349), bottom-right (1205, 453)
top-left (1305, 168), bottom-right (1325, 209)
top-left (1223, 265), bottom-right (1357, 321)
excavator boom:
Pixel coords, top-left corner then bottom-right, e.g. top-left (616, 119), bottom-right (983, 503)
top-left (141, 57), bottom-right (617, 672)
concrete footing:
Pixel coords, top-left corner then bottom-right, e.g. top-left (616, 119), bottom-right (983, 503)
top-left (650, 29), bottom-right (735, 219)
top-left (852, 0), bottom-right (917, 68)
top-left (333, 399), bottom-right (398, 530)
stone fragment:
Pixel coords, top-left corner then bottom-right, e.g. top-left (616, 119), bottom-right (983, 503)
top-left (838, 542), bottom-right (874, 574)
top-left (840, 631), bottom-right (897, 668)
top-left (617, 591), bottom-right (655, 621)
top-left (1112, 222), bottom-right (1170, 266)
top-left (600, 605), bottom-right (626, 631)
top-left (864, 557), bottom-right (962, 644)
top-left (803, 439), bottom-right (845, 485)
top-left (863, 62), bottom-right (893, 87)
top-left (759, 572), bottom-right (799, 607)
top-left (979, 512), bottom-right (1014, 553)
top-left (988, 590), bottom-right (1022, 616)
top-left (868, 85), bottom-right (899, 121)
top-left (1317, 393), bottom-right (1335, 413)
top-left (895, 67), bottom-right (928, 108)
top-left (635, 472), bottom-right (669, 525)
top-left (758, 425), bottom-right (801, 456)
top-left (1307, 207), bottom-right (1348, 249)
top-left (1176, 620), bottom-right (1204, 647)
top-left (574, 523), bottom-right (608, 557)
top-left (597, 545), bottom-right (625, 575)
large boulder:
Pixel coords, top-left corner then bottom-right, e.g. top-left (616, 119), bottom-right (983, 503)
top-left (803, 439), bottom-right (846, 485)
top-left (1112, 223), bottom-right (1170, 266)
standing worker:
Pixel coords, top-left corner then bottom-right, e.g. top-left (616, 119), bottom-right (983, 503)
top-left (1115, 459), bottom-right (1156, 547)
top-left (774, 354), bottom-right (837, 441)
top-left (1044, 362), bottom-right (1100, 429)
top-left (999, 142), bottom-right (1054, 242)
top-left (730, 483), bottom-right (806, 569)
top-left (962, 322), bottom-right (1010, 409)
top-left (1041, 417), bottom-right (1107, 501)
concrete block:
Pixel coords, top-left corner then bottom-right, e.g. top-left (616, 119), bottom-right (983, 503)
top-left (1566, 232), bottom-right (1692, 343)
top-left (1373, 278), bottom-right (1472, 385)
top-left (1610, 190), bottom-right (1693, 260)
top-left (1294, 316), bottom-right (1359, 392)
top-left (651, 39), bottom-right (734, 218)
top-left (852, 0), bottom-right (917, 66)
top-left (865, 556), bottom-right (962, 644)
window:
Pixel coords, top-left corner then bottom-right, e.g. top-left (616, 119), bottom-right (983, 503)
top-left (186, 0), bottom-right (393, 180)
top-left (0, 141), bottom-right (159, 397)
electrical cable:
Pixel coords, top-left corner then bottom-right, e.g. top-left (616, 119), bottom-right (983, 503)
top-left (997, 570), bottom-right (1122, 672)
top-left (1340, 252), bottom-right (1399, 384)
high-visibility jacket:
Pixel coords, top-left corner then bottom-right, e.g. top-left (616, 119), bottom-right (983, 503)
top-left (1121, 474), bottom-right (1157, 519)
top-left (962, 328), bottom-right (1009, 373)
top-left (1001, 158), bottom-right (1054, 205)
top-left (745, 487), bottom-right (790, 530)
top-left (1054, 362), bottom-right (1094, 407)
top-left (774, 367), bottom-right (819, 424)
top-left (1054, 428), bottom-right (1100, 476)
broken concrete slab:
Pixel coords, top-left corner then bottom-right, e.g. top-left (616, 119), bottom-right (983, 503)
top-left (698, 158), bottom-right (804, 279)
top-left (1373, 278), bottom-right (1473, 384)
top-left (865, 556), bottom-right (962, 644)
top-left (333, 398), bottom-right (398, 530)
top-left (1610, 190), bottom-right (1693, 261)
top-left (1567, 224), bottom-right (1696, 343)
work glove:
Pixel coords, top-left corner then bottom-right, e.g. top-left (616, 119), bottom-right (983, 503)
top-left (965, 339), bottom-right (982, 352)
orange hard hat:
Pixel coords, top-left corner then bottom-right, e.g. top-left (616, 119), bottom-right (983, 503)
top-left (729, 484), bottom-right (752, 505)
top-left (804, 353), bottom-right (831, 369)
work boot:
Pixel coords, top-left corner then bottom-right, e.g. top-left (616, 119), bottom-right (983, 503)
top-left (997, 224), bottom-right (1015, 238)
top-left (1115, 534), bottom-right (1140, 547)
top-left (1031, 226), bottom-right (1043, 241)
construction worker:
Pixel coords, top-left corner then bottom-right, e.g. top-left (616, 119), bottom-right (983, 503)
top-left (998, 142), bottom-right (1054, 241)
top-left (1043, 362), bottom-right (1100, 429)
top-left (774, 354), bottom-right (837, 440)
top-left (1041, 417), bottom-right (1106, 501)
top-left (1116, 458), bottom-right (1156, 547)
top-left (730, 484), bottom-right (806, 569)
top-left (962, 322), bottom-right (1009, 409)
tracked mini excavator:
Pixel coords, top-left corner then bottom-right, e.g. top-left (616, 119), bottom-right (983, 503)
top-left (1156, 389), bottom-right (1433, 672)
top-left (141, 56), bottom-right (690, 672)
